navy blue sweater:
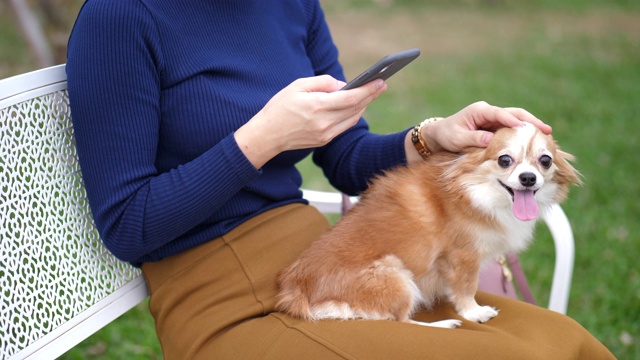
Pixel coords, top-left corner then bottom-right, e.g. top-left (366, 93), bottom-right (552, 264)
top-left (66, 0), bottom-right (407, 265)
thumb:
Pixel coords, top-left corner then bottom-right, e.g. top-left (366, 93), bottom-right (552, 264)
top-left (475, 131), bottom-right (494, 148)
top-left (297, 75), bottom-right (344, 93)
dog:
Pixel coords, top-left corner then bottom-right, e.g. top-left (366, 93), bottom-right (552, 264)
top-left (276, 123), bottom-right (581, 328)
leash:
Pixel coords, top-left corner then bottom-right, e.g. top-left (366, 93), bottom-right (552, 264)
top-left (506, 252), bottom-right (537, 305)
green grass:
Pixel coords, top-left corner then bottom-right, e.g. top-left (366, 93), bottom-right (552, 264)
top-left (59, 302), bottom-right (161, 360)
top-left (0, 12), bottom-right (30, 77)
top-left (2, 1), bottom-right (637, 359)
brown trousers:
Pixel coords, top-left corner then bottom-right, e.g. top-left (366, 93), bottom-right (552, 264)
top-left (142, 204), bottom-right (614, 359)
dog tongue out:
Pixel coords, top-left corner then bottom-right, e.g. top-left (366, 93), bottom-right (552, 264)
top-left (513, 190), bottom-right (539, 221)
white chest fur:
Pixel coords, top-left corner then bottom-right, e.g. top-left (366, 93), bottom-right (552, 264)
top-left (475, 209), bottom-right (537, 260)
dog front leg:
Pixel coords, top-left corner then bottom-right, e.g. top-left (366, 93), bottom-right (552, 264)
top-left (453, 296), bottom-right (498, 323)
top-left (444, 258), bottom-right (498, 323)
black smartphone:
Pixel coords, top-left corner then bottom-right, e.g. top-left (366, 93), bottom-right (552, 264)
top-left (341, 48), bottom-right (420, 90)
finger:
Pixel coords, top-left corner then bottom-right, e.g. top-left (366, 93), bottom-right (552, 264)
top-left (323, 79), bottom-right (387, 111)
top-left (454, 129), bottom-right (494, 150)
top-left (477, 130), bottom-right (494, 147)
top-left (504, 107), bottom-right (553, 134)
top-left (331, 112), bottom-right (365, 139)
top-left (461, 102), bottom-right (516, 131)
top-left (315, 109), bottom-right (366, 146)
top-left (485, 105), bottom-right (527, 130)
top-left (295, 75), bottom-right (345, 93)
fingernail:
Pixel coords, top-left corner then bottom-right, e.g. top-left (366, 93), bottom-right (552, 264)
top-left (482, 132), bottom-right (493, 145)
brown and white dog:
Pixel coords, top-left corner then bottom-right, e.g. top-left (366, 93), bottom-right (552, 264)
top-left (276, 123), bottom-right (581, 328)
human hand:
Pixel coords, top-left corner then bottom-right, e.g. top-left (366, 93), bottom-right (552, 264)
top-left (421, 101), bottom-right (552, 154)
top-left (235, 75), bottom-right (387, 169)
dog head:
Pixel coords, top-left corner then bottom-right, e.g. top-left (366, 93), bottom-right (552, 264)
top-left (446, 123), bottom-right (581, 222)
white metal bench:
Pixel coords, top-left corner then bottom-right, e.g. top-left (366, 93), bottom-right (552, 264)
top-left (0, 65), bottom-right (574, 359)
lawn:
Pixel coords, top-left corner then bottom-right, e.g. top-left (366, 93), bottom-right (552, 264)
top-left (2, 1), bottom-right (638, 358)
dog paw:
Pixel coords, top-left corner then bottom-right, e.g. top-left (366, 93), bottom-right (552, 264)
top-left (460, 305), bottom-right (498, 323)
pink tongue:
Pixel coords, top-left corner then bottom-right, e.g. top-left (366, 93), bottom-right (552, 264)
top-left (513, 190), bottom-right (539, 221)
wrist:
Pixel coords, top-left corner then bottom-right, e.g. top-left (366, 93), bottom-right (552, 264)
top-left (411, 117), bottom-right (443, 160)
top-left (234, 118), bottom-right (282, 169)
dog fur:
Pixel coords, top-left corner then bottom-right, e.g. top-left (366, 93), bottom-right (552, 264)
top-left (276, 123), bottom-right (581, 328)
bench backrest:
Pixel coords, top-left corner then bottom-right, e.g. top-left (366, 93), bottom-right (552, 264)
top-left (0, 65), bottom-right (148, 360)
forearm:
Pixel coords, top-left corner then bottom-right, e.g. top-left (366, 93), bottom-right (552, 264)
top-left (74, 128), bottom-right (260, 262)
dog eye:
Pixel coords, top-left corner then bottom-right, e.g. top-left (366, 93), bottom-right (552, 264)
top-left (498, 155), bottom-right (513, 168)
top-left (539, 155), bottom-right (553, 169)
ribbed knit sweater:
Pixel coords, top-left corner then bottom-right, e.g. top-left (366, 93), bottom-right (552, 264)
top-left (66, 0), bottom-right (408, 265)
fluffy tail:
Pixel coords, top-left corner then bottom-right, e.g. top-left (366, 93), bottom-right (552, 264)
top-left (275, 268), bottom-right (313, 320)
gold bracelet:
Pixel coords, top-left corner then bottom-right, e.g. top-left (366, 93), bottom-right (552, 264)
top-left (411, 117), bottom-right (441, 160)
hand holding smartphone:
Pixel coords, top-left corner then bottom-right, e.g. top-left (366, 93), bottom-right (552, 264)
top-left (341, 48), bottom-right (420, 90)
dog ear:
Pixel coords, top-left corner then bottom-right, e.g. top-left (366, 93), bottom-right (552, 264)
top-left (553, 149), bottom-right (583, 186)
top-left (437, 149), bottom-right (483, 183)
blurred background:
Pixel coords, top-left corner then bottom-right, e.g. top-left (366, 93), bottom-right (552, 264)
top-left (2, 0), bottom-right (638, 358)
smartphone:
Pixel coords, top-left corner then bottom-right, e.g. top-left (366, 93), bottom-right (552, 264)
top-left (341, 48), bottom-right (420, 90)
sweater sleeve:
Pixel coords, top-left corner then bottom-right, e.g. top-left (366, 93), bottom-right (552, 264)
top-left (66, 1), bottom-right (260, 262)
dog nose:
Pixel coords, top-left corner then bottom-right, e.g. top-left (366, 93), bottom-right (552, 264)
top-left (519, 172), bottom-right (537, 187)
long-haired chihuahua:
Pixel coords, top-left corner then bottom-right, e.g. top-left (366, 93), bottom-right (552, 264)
top-left (277, 123), bottom-right (581, 328)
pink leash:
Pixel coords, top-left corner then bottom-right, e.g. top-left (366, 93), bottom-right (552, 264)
top-left (506, 252), bottom-right (537, 305)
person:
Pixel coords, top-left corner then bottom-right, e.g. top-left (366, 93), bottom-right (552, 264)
top-left (66, 1), bottom-right (613, 359)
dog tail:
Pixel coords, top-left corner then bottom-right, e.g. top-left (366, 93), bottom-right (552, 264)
top-left (275, 267), bottom-right (313, 320)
